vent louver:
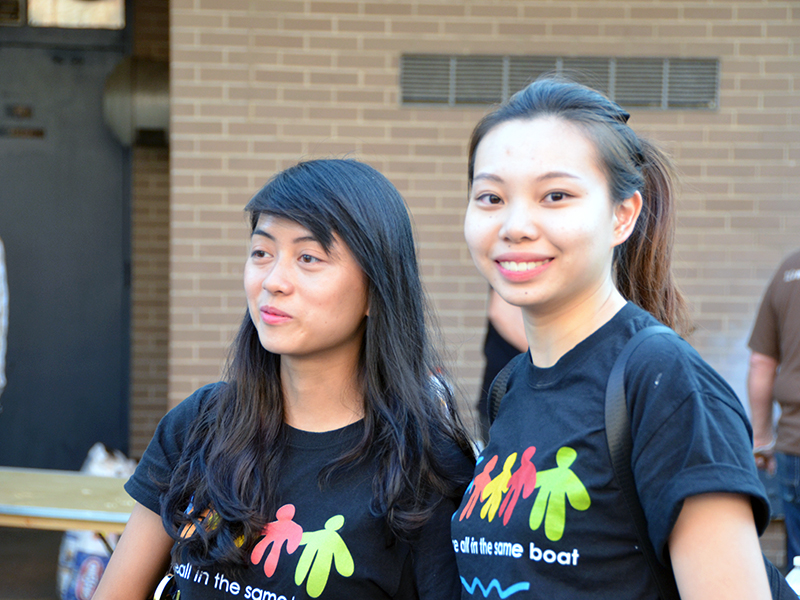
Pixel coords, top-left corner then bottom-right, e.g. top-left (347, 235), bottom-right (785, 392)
top-left (401, 54), bottom-right (718, 110)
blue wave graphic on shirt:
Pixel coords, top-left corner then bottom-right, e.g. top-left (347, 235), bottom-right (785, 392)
top-left (461, 576), bottom-right (530, 598)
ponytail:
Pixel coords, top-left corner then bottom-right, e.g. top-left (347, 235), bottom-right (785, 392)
top-left (614, 138), bottom-right (694, 336)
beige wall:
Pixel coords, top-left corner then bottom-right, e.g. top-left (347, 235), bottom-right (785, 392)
top-left (126, 0), bottom-right (800, 450)
top-left (130, 0), bottom-right (170, 456)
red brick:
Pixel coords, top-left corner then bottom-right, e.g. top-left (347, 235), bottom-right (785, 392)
top-left (198, 0), bottom-right (249, 9)
top-left (283, 88), bottom-right (334, 102)
top-left (551, 23), bottom-right (601, 36)
top-left (227, 15), bottom-right (279, 29)
top-left (391, 20), bottom-right (439, 34)
top-left (498, 22), bottom-right (548, 36)
top-left (711, 24), bottom-right (764, 38)
top-left (254, 69), bottom-right (304, 83)
top-left (470, 4), bottom-right (519, 18)
top-left (522, 6), bottom-right (571, 19)
top-left (417, 3), bottom-right (466, 17)
top-left (308, 35), bottom-right (360, 50)
top-left (283, 18), bottom-right (333, 31)
top-left (630, 7), bottom-right (679, 20)
top-left (253, 34), bottom-right (304, 49)
top-left (282, 53), bottom-right (334, 67)
top-left (337, 19), bottom-right (386, 33)
top-left (310, 2), bottom-right (359, 15)
top-left (364, 2), bottom-right (411, 16)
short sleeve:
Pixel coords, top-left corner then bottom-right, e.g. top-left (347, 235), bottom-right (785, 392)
top-left (124, 383), bottom-right (220, 513)
top-left (749, 275), bottom-right (781, 360)
top-left (625, 335), bottom-right (770, 560)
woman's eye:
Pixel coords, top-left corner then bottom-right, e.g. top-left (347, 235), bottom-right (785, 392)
top-left (477, 193), bottom-right (503, 205)
top-left (545, 192), bottom-right (567, 202)
top-left (299, 254), bottom-right (320, 264)
top-left (251, 249), bottom-right (267, 259)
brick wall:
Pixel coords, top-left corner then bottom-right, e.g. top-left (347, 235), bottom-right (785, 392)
top-left (166, 0), bottom-right (799, 436)
top-left (130, 0), bottom-right (170, 456)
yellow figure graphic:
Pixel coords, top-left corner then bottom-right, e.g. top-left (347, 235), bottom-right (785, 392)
top-left (480, 452), bottom-right (517, 522)
top-left (294, 515), bottom-right (354, 598)
top-left (529, 446), bottom-right (591, 541)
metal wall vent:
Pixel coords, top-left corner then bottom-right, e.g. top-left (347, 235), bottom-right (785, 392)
top-left (401, 55), bottom-right (719, 110)
top-left (0, 0), bottom-right (22, 26)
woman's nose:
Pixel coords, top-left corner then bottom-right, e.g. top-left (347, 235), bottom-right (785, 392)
top-left (262, 259), bottom-right (293, 295)
top-left (498, 200), bottom-right (539, 243)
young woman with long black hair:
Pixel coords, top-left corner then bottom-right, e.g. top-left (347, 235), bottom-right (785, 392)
top-left (451, 78), bottom-right (771, 599)
top-left (94, 159), bottom-right (475, 600)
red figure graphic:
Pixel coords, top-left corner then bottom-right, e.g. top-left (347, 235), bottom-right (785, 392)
top-left (251, 503), bottom-right (304, 577)
top-left (459, 455), bottom-right (498, 521)
top-left (498, 446), bottom-right (537, 526)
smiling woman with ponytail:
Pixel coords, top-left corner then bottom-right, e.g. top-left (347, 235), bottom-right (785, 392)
top-left (454, 77), bottom-right (771, 600)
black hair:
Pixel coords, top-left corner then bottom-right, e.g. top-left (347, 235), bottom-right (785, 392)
top-left (161, 159), bottom-right (474, 568)
top-left (468, 77), bottom-right (692, 335)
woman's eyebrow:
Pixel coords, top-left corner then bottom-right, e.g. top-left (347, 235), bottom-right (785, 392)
top-left (472, 173), bottom-right (504, 184)
top-left (292, 235), bottom-right (319, 244)
top-left (535, 171), bottom-right (581, 182)
top-left (251, 229), bottom-right (319, 245)
top-left (473, 171), bottom-right (580, 184)
top-left (251, 229), bottom-right (273, 240)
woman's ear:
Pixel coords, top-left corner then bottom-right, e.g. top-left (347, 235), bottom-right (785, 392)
top-left (612, 191), bottom-right (643, 247)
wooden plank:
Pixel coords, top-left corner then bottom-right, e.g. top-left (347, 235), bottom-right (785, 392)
top-left (0, 467), bottom-right (134, 533)
top-left (0, 513), bottom-right (127, 534)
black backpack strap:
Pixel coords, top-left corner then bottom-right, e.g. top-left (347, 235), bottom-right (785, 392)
top-left (488, 352), bottom-right (526, 425)
top-left (605, 325), bottom-right (681, 600)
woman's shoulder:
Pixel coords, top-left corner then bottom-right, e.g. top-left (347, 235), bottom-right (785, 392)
top-left (627, 329), bottom-right (736, 399)
top-left (148, 382), bottom-right (224, 444)
top-left (166, 381), bottom-right (227, 423)
top-left (430, 429), bottom-right (477, 487)
top-left (623, 325), bottom-right (750, 445)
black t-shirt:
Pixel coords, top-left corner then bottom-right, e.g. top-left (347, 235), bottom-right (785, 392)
top-left (126, 383), bottom-right (474, 600)
top-left (451, 303), bottom-right (769, 600)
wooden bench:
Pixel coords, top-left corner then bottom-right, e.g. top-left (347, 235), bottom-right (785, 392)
top-left (0, 466), bottom-right (134, 534)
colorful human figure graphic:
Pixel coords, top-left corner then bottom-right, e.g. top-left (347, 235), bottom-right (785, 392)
top-left (178, 499), bottom-right (220, 540)
top-left (529, 446), bottom-right (591, 541)
top-left (460, 455), bottom-right (498, 521)
top-left (480, 452), bottom-right (517, 522)
top-left (295, 514), bottom-right (354, 598)
top-left (251, 504), bottom-right (303, 577)
top-left (178, 502), bottom-right (244, 548)
top-left (498, 446), bottom-right (537, 526)
top-left (178, 500), bottom-right (199, 539)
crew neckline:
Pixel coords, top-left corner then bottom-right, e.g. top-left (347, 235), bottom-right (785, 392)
top-left (525, 302), bottom-right (637, 389)
top-left (285, 419), bottom-right (365, 450)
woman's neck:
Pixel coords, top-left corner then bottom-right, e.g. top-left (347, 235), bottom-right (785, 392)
top-left (523, 281), bottom-right (627, 368)
top-left (280, 352), bottom-right (364, 432)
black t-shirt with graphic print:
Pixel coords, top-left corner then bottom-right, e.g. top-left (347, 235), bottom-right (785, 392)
top-left (451, 302), bottom-right (769, 600)
top-left (126, 383), bottom-right (474, 600)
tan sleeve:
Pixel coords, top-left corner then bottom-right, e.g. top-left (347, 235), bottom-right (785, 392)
top-left (748, 272), bottom-right (780, 361)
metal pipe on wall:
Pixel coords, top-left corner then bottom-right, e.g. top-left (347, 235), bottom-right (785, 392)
top-left (103, 56), bottom-right (169, 147)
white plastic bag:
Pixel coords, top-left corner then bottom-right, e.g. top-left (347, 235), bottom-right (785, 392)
top-left (56, 443), bottom-right (137, 600)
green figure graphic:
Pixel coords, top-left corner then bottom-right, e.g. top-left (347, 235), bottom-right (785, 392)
top-left (529, 446), bottom-right (591, 541)
top-left (294, 514), bottom-right (354, 598)
top-left (480, 452), bottom-right (517, 522)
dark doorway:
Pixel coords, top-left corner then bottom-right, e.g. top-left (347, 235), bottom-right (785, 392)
top-left (0, 29), bottom-right (130, 469)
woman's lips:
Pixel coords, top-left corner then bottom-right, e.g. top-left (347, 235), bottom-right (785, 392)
top-left (260, 306), bottom-right (292, 325)
top-left (494, 256), bottom-right (553, 282)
